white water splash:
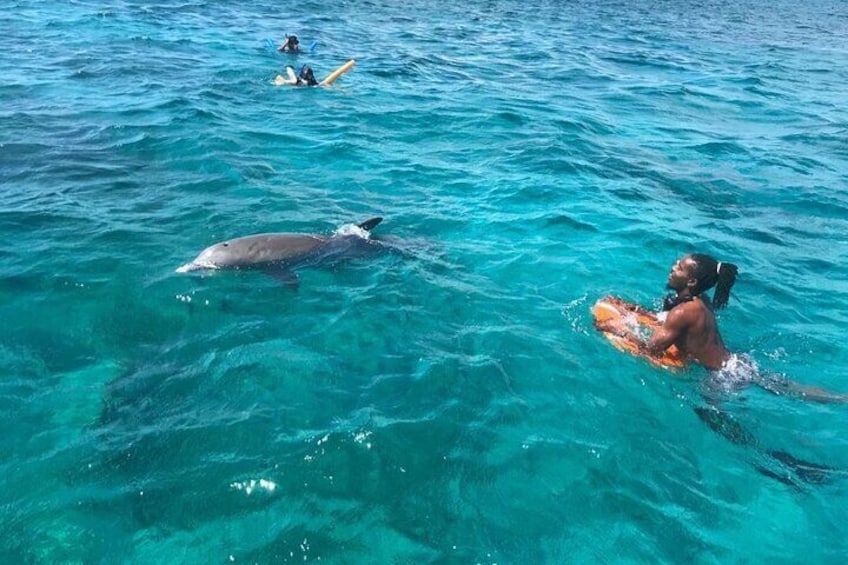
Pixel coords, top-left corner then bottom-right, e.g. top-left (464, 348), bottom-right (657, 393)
top-left (230, 478), bottom-right (276, 496)
top-left (175, 260), bottom-right (219, 273)
top-left (334, 223), bottom-right (371, 239)
top-left (708, 354), bottom-right (761, 392)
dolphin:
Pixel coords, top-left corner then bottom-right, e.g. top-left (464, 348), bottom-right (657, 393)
top-left (176, 217), bottom-right (384, 288)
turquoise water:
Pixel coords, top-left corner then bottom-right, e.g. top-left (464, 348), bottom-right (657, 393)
top-left (2, 0), bottom-right (848, 561)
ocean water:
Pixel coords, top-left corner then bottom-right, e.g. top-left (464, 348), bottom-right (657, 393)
top-left (2, 0), bottom-right (848, 561)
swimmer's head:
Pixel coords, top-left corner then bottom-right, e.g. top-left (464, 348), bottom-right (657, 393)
top-left (298, 65), bottom-right (318, 86)
top-left (286, 35), bottom-right (299, 49)
top-left (667, 254), bottom-right (738, 309)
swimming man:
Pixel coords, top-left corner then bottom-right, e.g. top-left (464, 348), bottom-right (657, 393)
top-left (598, 253), bottom-right (847, 403)
top-left (596, 253), bottom-right (846, 486)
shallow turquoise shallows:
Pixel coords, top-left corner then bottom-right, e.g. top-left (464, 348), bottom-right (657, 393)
top-left (2, 0), bottom-right (848, 561)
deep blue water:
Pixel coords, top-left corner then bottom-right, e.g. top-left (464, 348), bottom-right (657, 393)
top-left (2, 0), bottom-right (848, 561)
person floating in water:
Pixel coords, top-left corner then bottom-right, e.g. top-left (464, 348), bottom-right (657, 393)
top-left (597, 253), bottom-right (847, 487)
top-left (278, 34), bottom-right (301, 53)
top-left (597, 253), bottom-right (848, 403)
top-left (273, 60), bottom-right (355, 88)
top-left (274, 65), bottom-right (319, 87)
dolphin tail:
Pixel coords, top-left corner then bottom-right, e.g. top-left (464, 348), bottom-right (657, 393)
top-left (357, 217), bottom-right (383, 232)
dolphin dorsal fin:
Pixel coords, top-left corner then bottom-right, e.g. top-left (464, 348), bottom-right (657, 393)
top-left (357, 217), bottom-right (383, 231)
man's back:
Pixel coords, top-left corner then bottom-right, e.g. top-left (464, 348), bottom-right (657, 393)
top-left (664, 297), bottom-right (730, 370)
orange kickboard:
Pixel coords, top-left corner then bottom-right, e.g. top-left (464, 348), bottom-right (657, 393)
top-left (592, 296), bottom-right (685, 370)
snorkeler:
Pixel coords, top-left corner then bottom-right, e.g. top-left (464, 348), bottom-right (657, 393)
top-left (598, 253), bottom-right (847, 486)
top-left (641, 253), bottom-right (737, 371)
top-left (274, 65), bottom-right (319, 87)
top-left (278, 34), bottom-right (301, 53)
top-left (273, 60), bottom-right (354, 87)
top-left (597, 253), bottom-right (847, 403)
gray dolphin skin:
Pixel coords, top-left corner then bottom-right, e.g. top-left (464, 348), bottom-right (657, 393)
top-left (176, 217), bottom-right (383, 287)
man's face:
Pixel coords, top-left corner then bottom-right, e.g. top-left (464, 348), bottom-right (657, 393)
top-left (667, 255), bottom-right (697, 291)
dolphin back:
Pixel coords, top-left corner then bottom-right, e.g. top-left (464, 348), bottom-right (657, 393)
top-left (176, 218), bottom-right (384, 274)
top-left (176, 233), bottom-right (326, 272)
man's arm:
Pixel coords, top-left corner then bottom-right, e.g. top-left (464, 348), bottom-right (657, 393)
top-left (594, 305), bottom-right (688, 354)
top-left (644, 307), bottom-right (688, 354)
top-left (604, 296), bottom-right (656, 318)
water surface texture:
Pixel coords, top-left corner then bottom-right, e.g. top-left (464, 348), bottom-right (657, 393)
top-left (2, 0), bottom-right (848, 561)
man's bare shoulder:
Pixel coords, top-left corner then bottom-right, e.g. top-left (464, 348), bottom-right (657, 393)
top-left (666, 301), bottom-right (703, 325)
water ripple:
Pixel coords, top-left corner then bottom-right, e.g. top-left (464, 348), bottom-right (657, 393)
top-left (2, 0), bottom-right (848, 561)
